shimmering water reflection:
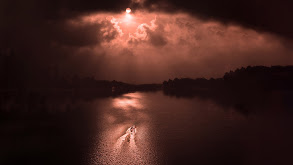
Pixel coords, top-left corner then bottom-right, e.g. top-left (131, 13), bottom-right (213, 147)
top-left (88, 91), bottom-right (293, 165)
top-left (92, 93), bottom-right (158, 165)
top-left (1, 91), bottom-right (292, 165)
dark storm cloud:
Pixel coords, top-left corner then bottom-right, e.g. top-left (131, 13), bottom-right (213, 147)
top-left (0, 0), bottom-right (121, 80)
top-left (2, 0), bottom-right (292, 40)
top-left (142, 0), bottom-right (293, 39)
top-left (49, 19), bottom-right (118, 47)
top-left (1, 0), bottom-right (293, 84)
top-left (1, 0), bottom-right (130, 18)
top-left (50, 21), bottom-right (101, 47)
top-left (0, 0), bottom-right (128, 48)
top-left (67, 12), bottom-right (292, 83)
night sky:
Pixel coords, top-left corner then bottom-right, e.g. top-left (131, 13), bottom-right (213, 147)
top-left (1, 0), bottom-right (293, 83)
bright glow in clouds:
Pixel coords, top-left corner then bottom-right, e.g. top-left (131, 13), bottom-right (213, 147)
top-left (52, 11), bottom-right (293, 83)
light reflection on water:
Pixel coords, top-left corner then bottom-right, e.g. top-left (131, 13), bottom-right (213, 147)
top-left (113, 93), bottom-right (144, 110)
top-left (1, 91), bottom-right (292, 165)
top-left (92, 92), bottom-right (158, 165)
top-left (88, 91), bottom-right (293, 165)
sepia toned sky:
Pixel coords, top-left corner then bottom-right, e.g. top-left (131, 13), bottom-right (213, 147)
top-left (1, 0), bottom-right (293, 83)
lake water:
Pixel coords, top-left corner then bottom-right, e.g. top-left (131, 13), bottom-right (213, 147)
top-left (1, 91), bottom-right (292, 165)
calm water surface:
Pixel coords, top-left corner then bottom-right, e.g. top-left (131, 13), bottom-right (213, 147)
top-left (1, 91), bottom-right (292, 165)
top-left (88, 91), bottom-right (293, 165)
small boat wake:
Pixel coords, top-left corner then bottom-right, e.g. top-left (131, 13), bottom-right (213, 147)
top-left (95, 124), bottom-right (157, 165)
top-left (114, 125), bottom-right (137, 148)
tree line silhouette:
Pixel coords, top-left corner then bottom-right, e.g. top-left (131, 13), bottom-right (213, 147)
top-left (163, 65), bottom-right (293, 114)
top-left (163, 65), bottom-right (293, 92)
top-left (1, 51), bottom-right (293, 115)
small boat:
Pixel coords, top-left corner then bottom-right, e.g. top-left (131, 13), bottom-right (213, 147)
top-left (126, 125), bottom-right (136, 134)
